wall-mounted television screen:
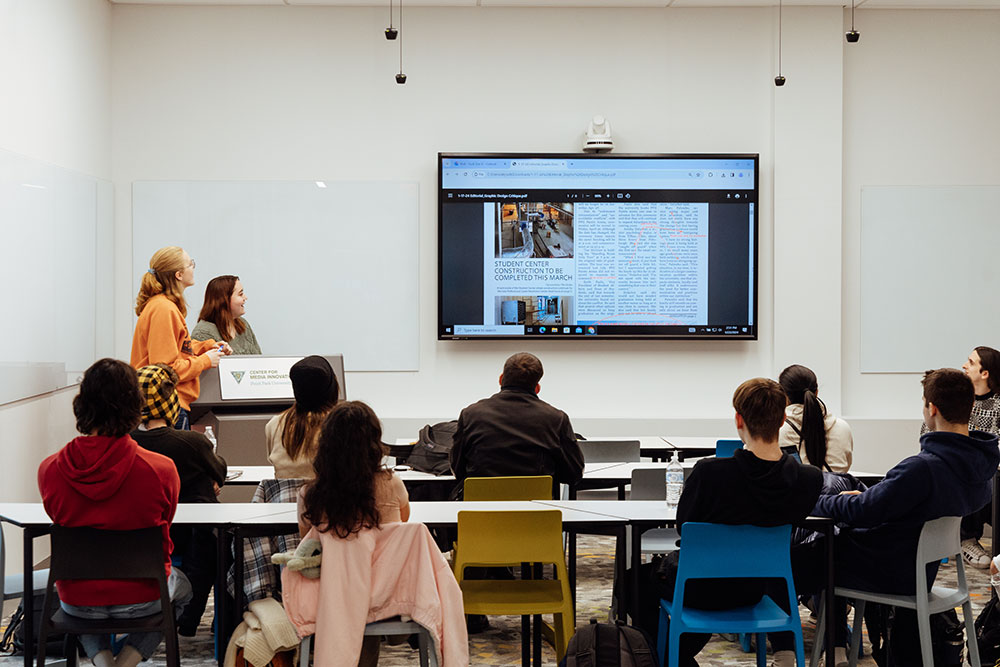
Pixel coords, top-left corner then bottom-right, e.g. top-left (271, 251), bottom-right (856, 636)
top-left (438, 153), bottom-right (758, 340)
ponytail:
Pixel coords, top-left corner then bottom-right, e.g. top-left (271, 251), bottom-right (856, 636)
top-left (800, 390), bottom-right (828, 470)
top-left (135, 246), bottom-right (189, 318)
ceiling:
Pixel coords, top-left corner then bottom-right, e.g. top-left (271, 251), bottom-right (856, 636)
top-left (109, 0), bottom-right (1000, 10)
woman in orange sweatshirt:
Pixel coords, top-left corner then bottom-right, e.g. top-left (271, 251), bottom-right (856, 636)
top-left (131, 246), bottom-right (231, 429)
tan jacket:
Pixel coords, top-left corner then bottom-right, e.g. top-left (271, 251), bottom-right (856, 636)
top-left (778, 403), bottom-right (854, 472)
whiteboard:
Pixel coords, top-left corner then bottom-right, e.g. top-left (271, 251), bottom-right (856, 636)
top-left (861, 186), bottom-right (1000, 373)
top-left (132, 181), bottom-right (419, 372)
top-left (0, 149), bottom-right (114, 405)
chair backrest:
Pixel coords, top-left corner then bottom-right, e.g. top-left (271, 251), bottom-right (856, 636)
top-left (715, 439), bottom-right (743, 458)
top-left (48, 526), bottom-right (167, 582)
top-left (916, 515), bottom-right (961, 565)
top-left (630, 468), bottom-right (667, 501)
top-left (675, 523), bottom-right (793, 580)
top-left (255, 477), bottom-right (307, 504)
top-left (463, 475), bottom-right (554, 501)
top-left (455, 510), bottom-right (565, 568)
top-left (578, 440), bottom-right (641, 463)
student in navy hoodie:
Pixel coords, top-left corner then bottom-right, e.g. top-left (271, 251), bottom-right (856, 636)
top-left (803, 368), bottom-right (999, 665)
top-left (38, 359), bottom-right (180, 667)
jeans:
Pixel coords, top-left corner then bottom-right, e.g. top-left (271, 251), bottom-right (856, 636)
top-left (59, 599), bottom-right (163, 659)
top-left (174, 408), bottom-right (190, 431)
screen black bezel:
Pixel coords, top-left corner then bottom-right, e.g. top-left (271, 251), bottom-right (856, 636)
top-left (437, 152), bottom-right (759, 341)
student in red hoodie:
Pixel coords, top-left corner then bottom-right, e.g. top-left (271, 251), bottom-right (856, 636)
top-left (38, 359), bottom-right (180, 667)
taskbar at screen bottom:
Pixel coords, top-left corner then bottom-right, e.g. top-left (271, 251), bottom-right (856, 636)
top-left (441, 324), bottom-right (756, 339)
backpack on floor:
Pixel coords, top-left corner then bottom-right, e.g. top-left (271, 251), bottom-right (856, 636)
top-left (563, 619), bottom-right (658, 667)
top-left (974, 595), bottom-right (1000, 665)
top-left (865, 603), bottom-right (963, 667)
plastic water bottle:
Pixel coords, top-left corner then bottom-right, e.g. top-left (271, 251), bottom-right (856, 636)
top-left (204, 426), bottom-right (218, 454)
top-left (666, 451), bottom-right (684, 510)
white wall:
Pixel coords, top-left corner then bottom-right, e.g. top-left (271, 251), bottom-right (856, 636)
top-left (0, 0), bottom-right (113, 571)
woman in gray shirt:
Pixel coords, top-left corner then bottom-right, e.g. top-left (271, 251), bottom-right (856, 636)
top-left (191, 274), bottom-right (261, 354)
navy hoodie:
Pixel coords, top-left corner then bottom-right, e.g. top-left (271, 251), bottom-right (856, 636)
top-left (813, 429), bottom-right (999, 593)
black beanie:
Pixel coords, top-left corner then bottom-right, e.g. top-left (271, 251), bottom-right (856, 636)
top-left (289, 355), bottom-right (337, 411)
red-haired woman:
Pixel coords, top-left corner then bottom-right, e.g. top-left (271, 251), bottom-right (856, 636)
top-left (192, 275), bottom-right (261, 355)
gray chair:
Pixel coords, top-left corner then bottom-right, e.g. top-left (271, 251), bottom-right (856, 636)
top-left (809, 515), bottom-right (980, 667)
top-left (629, 468), bottom-right (680, 554)
top-left (299, 618), bottom-right (438, 667)
top-left (2, 523), bottom-right (49, 607)
top-left (577, 440), bottom-right (641, 463)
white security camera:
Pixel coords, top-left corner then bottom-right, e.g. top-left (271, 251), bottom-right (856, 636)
top-left (583, 115), bottom-right (614, 153)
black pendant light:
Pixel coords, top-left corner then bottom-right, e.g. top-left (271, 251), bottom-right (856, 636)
top-left (774, 0), bottom-right (786, 86)
top-left (846, 0), bottom-right (861, 43)
top-left (385, 0), bottom-right (398, 40)
top-left (395, 0), bottom-right (406, 83)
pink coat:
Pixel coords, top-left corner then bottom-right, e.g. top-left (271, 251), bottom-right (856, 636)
top-left (282, 522), bottom-right (469, 667)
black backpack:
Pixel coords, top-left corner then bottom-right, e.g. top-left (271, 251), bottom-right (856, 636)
top-left (400, 421), bottom-right (458, 476)
top-left (865, 603), bottom-right (963, 666)
top-left (0, 593), bottom-right (68, 657)
top-left (974, 595), bottom-right (1000, 665)
top-left (563, 619), bottom-right (658, 667)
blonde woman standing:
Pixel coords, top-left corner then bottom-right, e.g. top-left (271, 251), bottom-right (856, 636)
top-left (131, 246), bottom-right (231, 429)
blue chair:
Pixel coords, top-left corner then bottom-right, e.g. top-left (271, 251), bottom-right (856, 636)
top-left (656, 523), bottom-right (805, 667)
top-left (716, 439), bottom-right (743, 458)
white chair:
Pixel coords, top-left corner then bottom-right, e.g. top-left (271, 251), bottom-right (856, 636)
top-left (629, 467), bottom-right (679, 554)
top-left (299, 618), bottom-right (438, 667)
top-left (809, 515), bottom-right (980, 667)
top-left (577, 440), bottom-right (641, 463)
top-left (1, 523), bottom-right (48, 606)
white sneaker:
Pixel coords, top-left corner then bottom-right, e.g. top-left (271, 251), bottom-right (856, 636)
top-left (771, 649), bottom-right (796, 667)
top-left (962, 538), bottom-right (991, 569)
top-left (820, 646), bottom-right (849, 667)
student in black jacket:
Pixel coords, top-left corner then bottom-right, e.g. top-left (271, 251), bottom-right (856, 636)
top-left (131, 364), bottom-right (227, 636)
top-left (449, 352), bottom-right (584, 497)
top-left (654, 378), bottom-right (823, 667)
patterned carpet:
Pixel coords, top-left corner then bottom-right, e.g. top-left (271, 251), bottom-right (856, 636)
top-left (1, 535), bottom-right (992, 666)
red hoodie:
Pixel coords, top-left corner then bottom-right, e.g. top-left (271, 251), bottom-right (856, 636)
top-left (38, 434), bottom-right (180, 606)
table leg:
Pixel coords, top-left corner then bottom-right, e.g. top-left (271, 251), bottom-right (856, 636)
top-left (216, 526), bottom-right (229, 666)
top-left (628, 525), bottom-right (640, 624)
top-left (567, 528), bottom-right (577, 624)
top-left (992, 471), bottom-right (998, 600)
top-left (824, 521), bottom-right (835, 663)
top-left (22, 528), bottom-right (35, 667)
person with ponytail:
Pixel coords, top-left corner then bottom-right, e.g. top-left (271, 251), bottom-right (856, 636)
top-left (777, 364), bottom-right (854, 472)
top-left (191, 275), bottom-right (261, 355)
top-left (131, 246), bottom-right (231, 430)
top-left (265, 355), bottom-right (340, 479)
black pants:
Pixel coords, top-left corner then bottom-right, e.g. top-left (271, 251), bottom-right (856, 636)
top-left (961, 498), bottom-right (992, 541)
top-left (172, 525), bottom-right (218, 634)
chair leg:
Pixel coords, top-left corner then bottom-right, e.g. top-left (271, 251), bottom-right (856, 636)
top-left (916, 609), bottom-right (933, 667)
top-left (555, 612), bottom-right (573, 663)
top-left (299, 635), bottom-right (312, 667)
top-left (417, 627), bottom-right (430, 667)
top-left (810, 591), bottom-right (826, 667)
top-left (533, 615), bottom-right (542, 666)
top-left (64, 635), bottom-right (78, 667)
top-left (164, 620), bottom-right (181, 667)
top-left (964, 600), bottom-right (982, 667)
top-left (848, 600), bottom-right (865, 667)
top-left (656, 607), bottom-right (668, 667)
top-left (794, 628), bottom-right (806, 667)
top-left (755, 632), bottom-right (766, 666)
top-left (668, 626), bottom-right (681, 667)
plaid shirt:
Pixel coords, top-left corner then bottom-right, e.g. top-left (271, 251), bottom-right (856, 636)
top-left (227, 477), bottom-right (305, 604)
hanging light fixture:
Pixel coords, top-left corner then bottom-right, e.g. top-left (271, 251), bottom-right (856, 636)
top-left (395, 0), bottom-right (406, 83)
top-left (774, 0), bottom-right (786, 86)
top-left (846, 0), bottom-right (860, 42)
top-left (385, 0), bottom-right (398, 40)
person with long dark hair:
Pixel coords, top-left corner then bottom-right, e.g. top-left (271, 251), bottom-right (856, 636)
top-left (265, 356), bottom-right (340, 479)
top-left (777, 364), bottom-right (854, 473)
top-left (297, 401), bottom-right (409, 666)
top-left (191, 275), bottom-right (261, 355)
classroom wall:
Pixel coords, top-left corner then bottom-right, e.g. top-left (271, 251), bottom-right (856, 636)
top-left (0, 0), bottom-right (112, 570)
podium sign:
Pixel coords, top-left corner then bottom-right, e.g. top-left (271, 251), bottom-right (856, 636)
top-left (218, 356), bottom-right (304, 401)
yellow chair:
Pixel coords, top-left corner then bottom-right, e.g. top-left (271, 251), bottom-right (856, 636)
top-left (463, 475), bottom-right (554, 501)
top-left (454, 509), bottom-right (575, 662)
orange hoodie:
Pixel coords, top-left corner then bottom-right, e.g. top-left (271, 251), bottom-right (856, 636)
top-left (131, 294), bottom-right (218, 409)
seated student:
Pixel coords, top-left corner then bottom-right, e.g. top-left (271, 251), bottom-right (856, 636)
top-left (650, 378), bottom-right (823, 667)
top-left (805, 368), bottom-right (999, 661)
top-left (921, 347), bottom-right (1000, 568)
top-left (38, 359), bottom-right (180, 667)
top-left (265, 355), bottom-right (340, 479)
top-left (450, 352), bottom-right (584, 496)
top-left (191, 275), bottom-right (262, 355)
top-left (777, 364), bottom-right (854, 472)
top-left (298, 401), bottom-right (410, 667)
top-left (130, 364), bottom-right (227, 636)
